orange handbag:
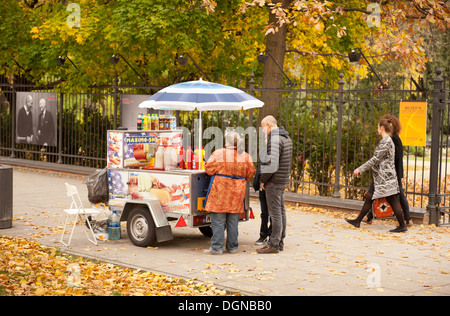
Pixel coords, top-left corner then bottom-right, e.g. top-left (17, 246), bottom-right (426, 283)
top-left (373, 198), bottom-right (394, 219)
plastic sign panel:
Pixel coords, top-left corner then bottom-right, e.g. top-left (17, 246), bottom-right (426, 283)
top-left (107, 130), bottom-right (182, 169)
top-left (107, 131), bottom-right (124, 168)
top-left (399, 101), bottom-right (427, 147)
top-left (108, 169), bottom-right (191, 214)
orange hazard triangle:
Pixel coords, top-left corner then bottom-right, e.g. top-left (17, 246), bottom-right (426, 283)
top-left (175, 215), bottom-right (187, 227)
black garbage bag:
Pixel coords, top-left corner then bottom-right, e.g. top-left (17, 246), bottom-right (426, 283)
top-left (86, 168), bottom-right (109, 204)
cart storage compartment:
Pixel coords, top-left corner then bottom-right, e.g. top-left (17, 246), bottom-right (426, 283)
top-left (108, 169), bottom-right (207, 216)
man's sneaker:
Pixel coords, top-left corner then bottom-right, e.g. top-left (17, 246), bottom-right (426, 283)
top-left (203, 247), bottom-right (223, 255)
top-left (256, 246), bottom-right (279, 254)
top-left (254, 237), bottom-right (267, 245)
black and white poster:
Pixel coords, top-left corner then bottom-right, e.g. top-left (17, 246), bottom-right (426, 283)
top-left (16, 92), bottom-right (57, 146)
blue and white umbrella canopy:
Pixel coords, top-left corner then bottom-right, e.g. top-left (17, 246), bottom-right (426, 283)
top-left (139, 79), bottom-right (264, 111)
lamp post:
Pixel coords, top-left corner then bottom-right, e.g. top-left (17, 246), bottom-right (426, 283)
top-left (56, 55), bottom-right (77, 164)
top-left (257, 51), bottom-right (294, 87)
top-left (177, 53), bottom-right (211, 82)
top-left (348, 48), bottom-right (387, 89)
top-left (57, 55), bottom-right (78, 69)
top-left (110, 53), bottom-right (146, 84)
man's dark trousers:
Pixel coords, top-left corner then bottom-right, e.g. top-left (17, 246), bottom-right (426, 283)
top-left (265, 182), bottom-right (286, 251)
top-left (259, 189), bottom-right (272, 240)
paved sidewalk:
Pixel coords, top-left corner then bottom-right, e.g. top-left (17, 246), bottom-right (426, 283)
top-left (2, 167), bottom-right (450, 296)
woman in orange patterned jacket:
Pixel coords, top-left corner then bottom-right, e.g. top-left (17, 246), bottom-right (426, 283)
top-left (203, 131), bottom-right (255, 255)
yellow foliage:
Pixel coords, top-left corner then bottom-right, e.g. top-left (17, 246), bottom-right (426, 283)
top-left (0, 236), bottom-right (239, 296)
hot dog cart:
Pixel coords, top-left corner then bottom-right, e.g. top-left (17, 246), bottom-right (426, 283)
top-left (106, 129), bottom-right (251, 247)
top-left (107, 79), bottom-right (264, 247)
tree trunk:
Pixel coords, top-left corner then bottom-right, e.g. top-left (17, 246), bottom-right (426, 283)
top-left (258, 0), bottom-right (292, 125)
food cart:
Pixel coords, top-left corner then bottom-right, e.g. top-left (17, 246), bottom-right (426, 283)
top-left (106, 79), bottom-right (264, 247)
top-left (106, 128), bottom-right (252, 247)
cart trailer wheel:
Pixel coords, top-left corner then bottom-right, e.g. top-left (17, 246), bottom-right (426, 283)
top-left (198, 226), bottom-right (213, 237)
top-left (127, 206), bottom-right (157, 247)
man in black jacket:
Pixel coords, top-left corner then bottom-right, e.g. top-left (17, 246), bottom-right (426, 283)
top-left (257, 115), bottom-right (293, 254)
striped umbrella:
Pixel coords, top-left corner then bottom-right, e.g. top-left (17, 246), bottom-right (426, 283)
top-left (138, 78), bottom-right (264, 111)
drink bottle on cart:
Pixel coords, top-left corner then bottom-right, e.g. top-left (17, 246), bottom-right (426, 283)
top-left (108, 210), bottom-right (121, 240)
top-left (136, 113), bottom-right (142, 130)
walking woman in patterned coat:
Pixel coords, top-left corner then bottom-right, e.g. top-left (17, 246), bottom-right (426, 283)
top-left (346, 116), bottom-right (408, 233)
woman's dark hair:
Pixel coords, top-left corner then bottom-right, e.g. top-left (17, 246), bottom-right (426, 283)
top-left (386, 114), bottom-right (401, 134)
top-left (379, 114), bottom-right (401, 134)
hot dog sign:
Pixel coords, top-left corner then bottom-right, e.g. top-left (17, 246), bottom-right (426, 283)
top-left (123, 132), bottom-right (158, 168)
top-left (107, 132), bottom-right (124, 168)
top-left (108, 169), bottom-right (191, 214)
top-left (107, 131), bottom-right (182, 169)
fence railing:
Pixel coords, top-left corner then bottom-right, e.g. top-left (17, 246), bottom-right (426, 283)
top-left (1, 70), bottom-right (449, 224)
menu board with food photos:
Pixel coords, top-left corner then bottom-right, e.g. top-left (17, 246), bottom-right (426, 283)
top-left (107, 131), bottom-right (124, 168)
top-left (107, 130), bottom-right (182, 169)
top-left (108, 169), bottom-right (191, 214)
top-left (123, 132), bottom-right (159, 168)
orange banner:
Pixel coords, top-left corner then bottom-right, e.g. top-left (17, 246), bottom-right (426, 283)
top-left (399, 101), bottom-right (427, 147)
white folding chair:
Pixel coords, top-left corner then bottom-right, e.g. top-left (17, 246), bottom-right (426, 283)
top-left (60, 183), bottom-right (100, 246)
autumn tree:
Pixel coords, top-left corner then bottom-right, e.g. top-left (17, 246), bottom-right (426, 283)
top-left (0, 0), bottom-right (448, 117)
top-left (230, 0), bottom-right (450, 121)
top-left (0, 0), bottom-right (267, 90)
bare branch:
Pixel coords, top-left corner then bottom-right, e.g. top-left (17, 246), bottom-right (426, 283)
top-left (287, 49), bottom-right (392, 59)
top-left (287, 49), bottom-right (346, 58)
top-left (23, 0), bottom-right (44, 9)
top-left (341, 8), bottom-right (373, 15)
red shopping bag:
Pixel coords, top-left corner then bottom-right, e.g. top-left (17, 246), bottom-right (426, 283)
top-left (373, 198), bottom-right (394, 219)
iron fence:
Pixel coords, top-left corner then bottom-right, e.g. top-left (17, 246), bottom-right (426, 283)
top-left (427, 69), bottom-right (450, 226)
top-left (252, 74), bottom-right (436, 209)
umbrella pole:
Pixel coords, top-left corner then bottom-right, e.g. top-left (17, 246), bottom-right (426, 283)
top-left (198, 111), bottom-right (203, 169)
